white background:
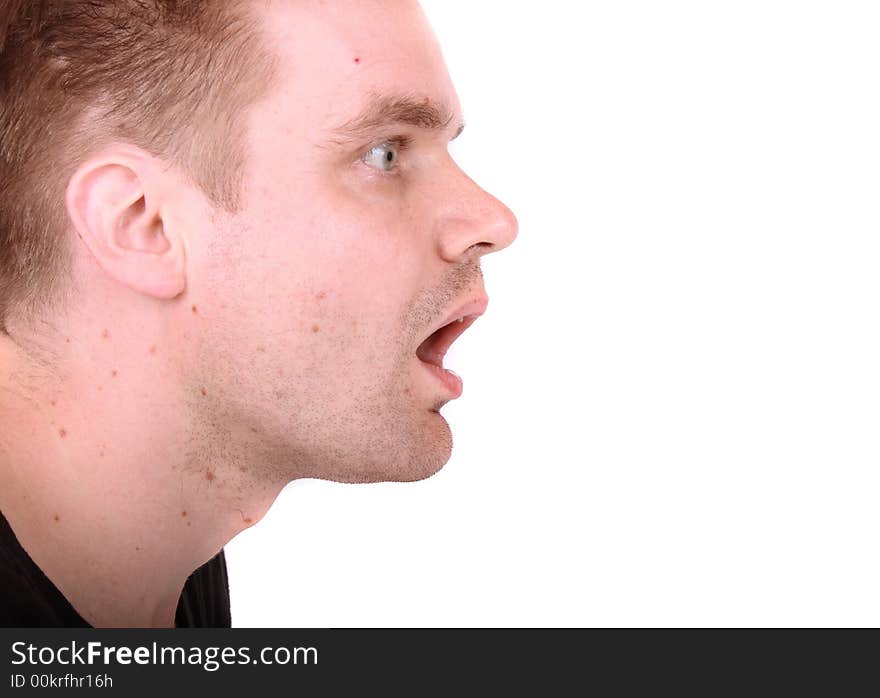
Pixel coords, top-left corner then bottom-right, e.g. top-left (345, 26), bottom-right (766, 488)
top-left (226, 1), bottom-right (880, 627)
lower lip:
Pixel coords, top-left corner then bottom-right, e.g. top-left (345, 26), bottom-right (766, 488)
top-left (418, 359), bottom-right (463, 399)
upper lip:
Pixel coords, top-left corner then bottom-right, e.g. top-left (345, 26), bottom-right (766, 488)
top-left (422, 296), bottom-right (489, 343)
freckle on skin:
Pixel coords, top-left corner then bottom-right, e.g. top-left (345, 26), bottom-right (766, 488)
top-left (256, 345), bottom-right (266, 353)
top-left (316, 291), bottom-right (326, 301)
top-left (187, 521), bottom-right (191, 527)
top-left (191, 305), bottom-right (198, 314)
top-left (53, 514), bottom-right (60, 522)
top-left (50, 400), bottom-right (56, 407)
top-left (205, 470), bottom-right (214, 482)
top-left (149, 345), bottom-right (157, 355)
top-left (111, 370), bottom-right (118, 378)
top-left (97, 385), bottom-right (103, 392)
top-left (243, 517), bottom-right (253, 525)
top-left (181, 511), bottom-right (187, 518)
top-left (58, 428), bottom-right (67, 438)
top-left (101, 329), bottom-right (109, 339)
top-left (311, 324), bottom-right (320, 333)
top-left (353, 56), bottom-right (360, 64)
top-left (200, 387), bottom-right (207, 396)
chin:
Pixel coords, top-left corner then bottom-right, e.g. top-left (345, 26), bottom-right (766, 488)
top-left (326, 451), bottom-right (451, 484)
top-left (313, 413), bottom-right (453, 484)
top-left (393, 411), bottom-right (454, 482)
top-left (299, 410), bottom-right (452, 483)
top-left (390, 452), bottom-right (450, 483)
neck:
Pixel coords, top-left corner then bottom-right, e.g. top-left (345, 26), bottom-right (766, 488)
top-left (0, 331), bottom-right (283, 628)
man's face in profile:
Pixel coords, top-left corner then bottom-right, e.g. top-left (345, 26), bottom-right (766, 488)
top-left (180, 0), bottom-right (517, 484)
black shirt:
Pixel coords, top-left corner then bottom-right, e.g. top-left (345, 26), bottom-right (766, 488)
top-left (0, 510), bottom-right (231, 627)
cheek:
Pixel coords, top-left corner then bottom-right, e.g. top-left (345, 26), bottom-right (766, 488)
top-left (245, 150), bottom-right (426, 288)
top-left (213, 268), bottom-right (408, 397)
top-left (220, 178), bottom-right (426, 367)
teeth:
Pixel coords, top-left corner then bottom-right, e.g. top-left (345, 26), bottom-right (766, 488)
top-left (457, 317), bottom-right (465, 323)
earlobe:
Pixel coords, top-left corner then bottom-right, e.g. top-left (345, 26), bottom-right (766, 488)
top-left (65, 151), bottom-right (186, 300)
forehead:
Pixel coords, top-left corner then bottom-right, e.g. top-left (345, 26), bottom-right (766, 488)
top-left (256, 0), bottom-right (461, 130)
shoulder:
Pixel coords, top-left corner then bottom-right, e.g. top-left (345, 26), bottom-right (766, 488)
top-left (0, 544), bottom-right (85, 627)
top-left (0, 514), bottom-right (90, 628)
top-left (175, 549), bottom-right (231, 628)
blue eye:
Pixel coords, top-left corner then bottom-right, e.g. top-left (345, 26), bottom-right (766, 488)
top-left (362, 137), bottom-right (409, 173)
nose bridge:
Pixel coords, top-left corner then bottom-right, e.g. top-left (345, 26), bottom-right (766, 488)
top-left (434, 161), bottom-right (519, 262)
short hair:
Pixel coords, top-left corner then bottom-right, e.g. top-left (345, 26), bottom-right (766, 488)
top-left (0, 1), bottom-right (277, 332)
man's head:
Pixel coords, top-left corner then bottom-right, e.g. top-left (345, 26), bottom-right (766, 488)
top-left (0, 0), bottom-right (517, 484)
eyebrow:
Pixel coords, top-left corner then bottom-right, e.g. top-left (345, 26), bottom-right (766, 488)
top-left (327, 93), bottom-right (464, 145)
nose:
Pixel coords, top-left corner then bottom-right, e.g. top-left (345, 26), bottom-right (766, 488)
top-left (435, 164), bottom-right (519, 263)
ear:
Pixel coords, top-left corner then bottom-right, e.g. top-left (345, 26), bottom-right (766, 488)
top-left (65, 147), bottom-right (186, 300)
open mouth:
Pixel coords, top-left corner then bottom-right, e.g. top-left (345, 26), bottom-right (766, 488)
top-left (415, 298), bottom-right (487, 398)
top-left (416, 314), bottom-right (480, 369)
